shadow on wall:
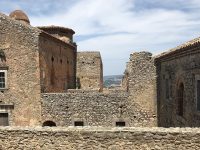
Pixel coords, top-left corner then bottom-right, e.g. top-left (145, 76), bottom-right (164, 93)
top-left (76, 77), bottom-right (81, 89)
top-left (0, 50), bottom-right (6, 62)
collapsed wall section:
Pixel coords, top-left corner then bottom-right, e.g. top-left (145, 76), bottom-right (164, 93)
top-left (123, 52), bottom-right (157, 115)
top-left (0, 127), bottom-right (200, 149)
top-left (41, 90), bottom-right (156, 127)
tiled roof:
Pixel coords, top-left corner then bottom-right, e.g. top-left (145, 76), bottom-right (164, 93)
top-left (155, 36), bottom-right (200, 60)
top-left (37, 25), bottom-right (75, 34)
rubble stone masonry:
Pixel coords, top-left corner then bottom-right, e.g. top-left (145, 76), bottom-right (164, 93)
top-left (77, 52), bottom-right (103, 91)
top-left (123, 52), bottom-right (157, 116)
top-left (41, 90), bottom-right (156, 127)
top-left (0, 13), bottom-right (42, 126)
top-left (155, 47), bottom-right (200, 127)
top-left (0, 127), bottom-right (200, 149)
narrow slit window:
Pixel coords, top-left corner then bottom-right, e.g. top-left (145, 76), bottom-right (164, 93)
top-left (197, 80), bottom-right (200, 111)
top-left (177, 83), bottom-right (184, 116)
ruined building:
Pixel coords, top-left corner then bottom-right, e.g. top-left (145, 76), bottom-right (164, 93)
top-left (2, 8), bottom-right (200, 150)
top-left (42, 51), bottom-right (156, 127)
top-left (0, 10), bottom-right (157, 127)
top-left (76, 51), bottom-right (103, 91)
top-left (123, 52), bottom-right (157, 113)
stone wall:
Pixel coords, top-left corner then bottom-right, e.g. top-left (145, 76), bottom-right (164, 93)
top-left (77, 52), bottom-right (103, 91)
top-left (38, 33), bottom-right (77, 93)
top-left (0, 127), bottom-right (200, 149)
top-left (0, 13), bottom-right (42, 126)
top-left (41, 90), bottom-right (156, 127)
top-left (123, 52), bottom-right (157, 114)
top-left (155, 48), bottom-right (200, 127)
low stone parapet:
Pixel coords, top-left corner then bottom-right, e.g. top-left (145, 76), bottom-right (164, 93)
top-left (0, 127), bottom-right (199, 149)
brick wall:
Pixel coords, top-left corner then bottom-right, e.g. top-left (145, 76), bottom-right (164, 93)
top-left (38, 33), bottom-right (76, 93)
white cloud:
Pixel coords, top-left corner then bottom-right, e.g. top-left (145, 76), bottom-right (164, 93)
top-left (31, 0), bottom-right (136, 35)
top-left (2, 0), bottom-right (200, 75)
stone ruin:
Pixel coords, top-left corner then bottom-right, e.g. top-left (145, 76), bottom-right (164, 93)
top-left (1, 9), bottom-right (200, 149)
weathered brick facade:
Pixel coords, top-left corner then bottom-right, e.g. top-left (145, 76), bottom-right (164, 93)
top-left (38, 32), bottom-right (76, 93)
top-left (38, 26), bottom-right (77, 92)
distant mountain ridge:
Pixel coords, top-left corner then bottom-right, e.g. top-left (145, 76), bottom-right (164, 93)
top-left (103, 75), bottom-right (123, 87)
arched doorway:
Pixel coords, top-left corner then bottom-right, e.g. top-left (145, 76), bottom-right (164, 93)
top-left (42, 121), bottom-right (56, 127)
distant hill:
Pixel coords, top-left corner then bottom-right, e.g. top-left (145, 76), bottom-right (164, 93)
top-left (103, 75), bottom-right (123, 87)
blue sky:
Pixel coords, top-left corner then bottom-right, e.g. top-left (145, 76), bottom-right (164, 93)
top-left (1, 0), bottom-right (200, 75)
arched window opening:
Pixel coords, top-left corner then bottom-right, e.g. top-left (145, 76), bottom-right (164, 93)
top-left (42, 121), bottom-right (56, 127)
top-left (177, 82), bottom-right (184, 116)
top-left (51, 56), bottom-right (54, 62)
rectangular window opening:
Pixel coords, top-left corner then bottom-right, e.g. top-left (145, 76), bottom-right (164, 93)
top-left (74, 121), bottom-right (84, 126)
top-left (116, 121), bottom-right (126, 127)
top-left (0, 72), bottom-right (5, 89)
top-left (0, 113), bottom-right (9, 126)
top-left (0, 70), bottom-right (7, 89)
